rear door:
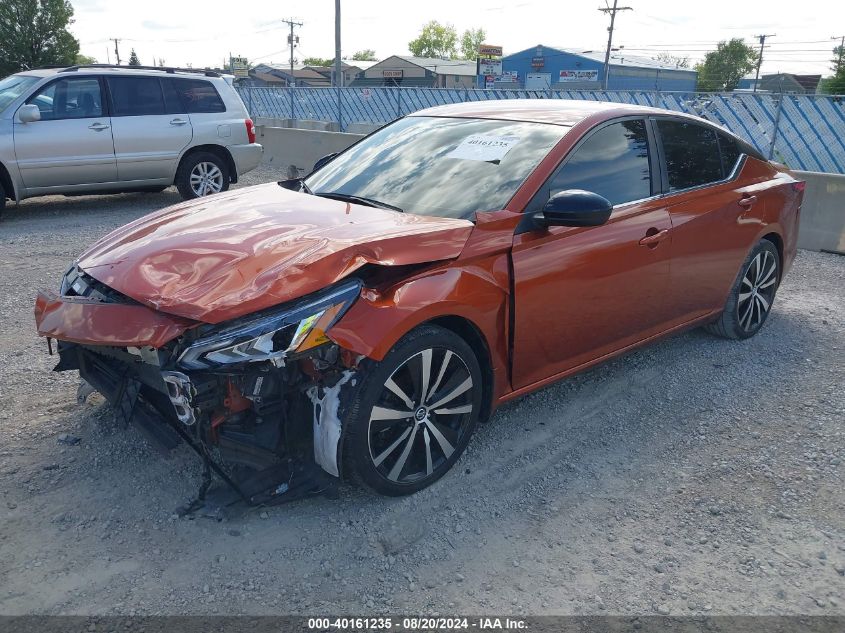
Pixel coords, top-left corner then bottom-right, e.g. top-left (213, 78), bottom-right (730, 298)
top-left (510, 118), bottom-right (674, 389)
top-left (655, 118), bottom-right (764, 324)
top-left (106, 75), bottom-right (193, 182)
top-left (14, 76), bottom-right (117, 189)
top-left (167, 78), bottom-right (232, 144)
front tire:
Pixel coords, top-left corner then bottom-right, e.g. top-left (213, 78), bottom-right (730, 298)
top-left (343, 325), bottom-right (483, 496)
top-left (705, 239), bottom-right (780, 339)
top-left (175, 152), bottom-right (230, 200)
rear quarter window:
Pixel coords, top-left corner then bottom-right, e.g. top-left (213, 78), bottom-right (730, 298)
top-left (657, 119), bottom-right (723, 191)
top-left (170, 79), bottom-right (226, 113)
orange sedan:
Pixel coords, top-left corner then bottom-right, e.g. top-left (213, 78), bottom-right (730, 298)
top-left (35, 100), bottom-right (803, 503)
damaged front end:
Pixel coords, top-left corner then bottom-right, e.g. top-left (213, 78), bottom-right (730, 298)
top-left (38, 266), bottom-right (366, 510)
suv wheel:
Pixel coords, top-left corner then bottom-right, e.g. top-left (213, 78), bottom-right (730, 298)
top-left (176, 152), bottom-right (230, 200)
top-left (0, 181), bottom-right (5, 220)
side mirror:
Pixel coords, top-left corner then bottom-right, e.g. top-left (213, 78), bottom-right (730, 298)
top-left (17, 104), bottom-right (41, 124)
top-left (533, 189), bottom-right (613, 228)
top-left (312, 152), bottom-right (338, 172)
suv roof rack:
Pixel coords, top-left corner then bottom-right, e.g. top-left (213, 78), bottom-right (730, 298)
top-left (55, 64), bottom-right (221, 78)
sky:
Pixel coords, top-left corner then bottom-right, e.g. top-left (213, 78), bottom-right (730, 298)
top-left (70, 0), bottom-right (843, 77)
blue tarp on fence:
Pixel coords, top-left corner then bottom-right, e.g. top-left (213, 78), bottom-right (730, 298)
top-left (236, 86), bottom-right (845, 175)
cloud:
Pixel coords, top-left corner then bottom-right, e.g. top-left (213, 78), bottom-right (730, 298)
top-left (141, 20), bottom-right (184, 31)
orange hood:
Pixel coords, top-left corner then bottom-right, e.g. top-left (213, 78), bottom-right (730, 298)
top-left (77, 183), bottom-right (474, 323)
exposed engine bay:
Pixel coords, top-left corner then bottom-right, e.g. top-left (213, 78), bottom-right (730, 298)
top-left (46, 267), bottom-right (373, 512)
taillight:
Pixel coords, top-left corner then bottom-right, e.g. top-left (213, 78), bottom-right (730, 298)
top-left (245, 118), bottom-right (256, 144)
top-left (791, 181), bottom-right (806, 193)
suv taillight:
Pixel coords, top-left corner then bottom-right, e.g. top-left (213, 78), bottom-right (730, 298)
top-left (245, 118), bottom-right (256, 144)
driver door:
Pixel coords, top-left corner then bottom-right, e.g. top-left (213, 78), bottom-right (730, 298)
top-left (511, 118), bottom-right (674, 390)
top-left (13, 76), bottom-right (117, 191)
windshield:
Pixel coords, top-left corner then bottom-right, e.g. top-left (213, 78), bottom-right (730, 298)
top-left (0, 75), bottom-right (39, 112)
top-left (304, 116), bottom-right (568, 219)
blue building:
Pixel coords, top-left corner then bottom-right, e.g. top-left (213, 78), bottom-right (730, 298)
top-left (497, 45), bottom-right (698, 91)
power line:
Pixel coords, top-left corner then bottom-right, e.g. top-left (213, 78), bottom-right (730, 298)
top-left (598, 0), bottom-right (633, 90)
top-left (753, 34), bottom-right (776, 92)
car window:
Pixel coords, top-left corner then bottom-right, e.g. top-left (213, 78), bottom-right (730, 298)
top-left (26, 78), bottom-right (103, 120)
top-left (107, 76), bottom-right (165, 116)
top-left (545, 119), bottom-right (652, 206)
top-left (718, 132), bottom-right (743, 177)
top-left (658, 120), bottom-right (723, 191)
top-left (0, 75), bottom-right (40, 112)
top-left (170, 79), bottom-right (226, 113)
top-left (304, 116), bottom-right (568, 220)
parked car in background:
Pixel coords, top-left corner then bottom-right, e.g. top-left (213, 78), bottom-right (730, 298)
top-left (0, 64), bottom-right (262, 218)
top-left (35, 100), bottom-right (802, 504)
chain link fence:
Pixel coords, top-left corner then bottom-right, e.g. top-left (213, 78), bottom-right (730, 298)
top-left (236, 86), bottom-right (845, 175)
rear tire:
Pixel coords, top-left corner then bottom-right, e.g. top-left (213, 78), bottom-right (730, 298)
top-left (175, 151), bottom-right (229, 200)
top-left (705, 239), bottom-right (780, 339)
top-left (343, 325), bottom-right (483, 496)
top-left (0, 183), bottom-right (5, 221)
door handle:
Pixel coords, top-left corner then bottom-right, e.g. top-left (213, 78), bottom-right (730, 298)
top-left (170, 118), bottom-right (188, 126)
top-left (639, 228), bottom-right (670, 247)
top-left (88, 122), bottom-right (110, 131)
top-left (738, 195), bottom-right (757, 208)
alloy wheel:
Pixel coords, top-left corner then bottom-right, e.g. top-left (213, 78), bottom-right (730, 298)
top-left (189, 162), bottom-right (224, 197)
top-left (367, 348), bottom-right (474, 485)
top-left (737, 250), bottom-right (778, 332)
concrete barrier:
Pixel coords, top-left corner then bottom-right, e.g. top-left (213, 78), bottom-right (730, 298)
top-left (795, 171), bottom-right (845, 254)
top-left (256, 126), bottom-right (364, 178)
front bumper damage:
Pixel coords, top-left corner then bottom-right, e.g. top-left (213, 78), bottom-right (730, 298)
top-left (36, 284), bottom-right (365, 512)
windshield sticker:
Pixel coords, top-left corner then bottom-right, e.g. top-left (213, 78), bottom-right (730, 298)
top-left (446, 134), bottom-right (520, 164)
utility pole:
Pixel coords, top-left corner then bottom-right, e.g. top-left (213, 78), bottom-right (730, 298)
top-left (599, 0), bottom-right (632, 90)
top-left (111, 38), bottom-right (121, 65)
top-left (833, 35), bottom-right (845, 74)
top-left (752, 33), bottom-right (775, 93)
top-left (334, 0), bottom-right (342, 87)
top-left (335, 0), bottom-right (343, 131)
top-left (282, 19), bottom-right (303, 86)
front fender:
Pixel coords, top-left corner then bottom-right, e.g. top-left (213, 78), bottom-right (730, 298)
top-left (328, 259), bottom-right (511, 400)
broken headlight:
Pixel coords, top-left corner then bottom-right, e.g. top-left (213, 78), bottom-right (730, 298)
top-left (177, 280), bottom-right (361, 370)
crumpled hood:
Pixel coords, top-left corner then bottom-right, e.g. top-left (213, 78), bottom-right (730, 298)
top-left (77, 183), bottom-right (474, 323)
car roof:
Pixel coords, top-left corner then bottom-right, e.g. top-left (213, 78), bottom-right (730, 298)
top-left (411, 99), bottom-right (694, 127)
top-left (16, 67), bottom-right (222, 80)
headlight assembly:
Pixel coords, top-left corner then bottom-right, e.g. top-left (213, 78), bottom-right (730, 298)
top-left (177, 280), bottom-right (361, 370)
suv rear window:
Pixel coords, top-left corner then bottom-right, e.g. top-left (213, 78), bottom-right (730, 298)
top-left (168, 79), bottom-right (226, 113)
top-left (107, 76), bottom-right (165, 116)
top-left (657, 119), bottom-right (723, 191)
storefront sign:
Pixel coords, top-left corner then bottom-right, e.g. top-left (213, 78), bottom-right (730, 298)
top-left (531, 56), bottom-right (545, 69)
top-left (558, 69), bottom-right (599, 82)
top-left (479, 60), bottom-right (503, 76)
top-left (382, 70), bottom-right (403, 78)
top-left (478, 44), bottom-right (504, 57)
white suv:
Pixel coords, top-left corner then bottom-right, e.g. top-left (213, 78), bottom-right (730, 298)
top-left (0, 64), bottom-right (263, 218)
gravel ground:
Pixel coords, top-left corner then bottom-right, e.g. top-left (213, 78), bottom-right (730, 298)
top-left (0, 168), bottom-right (843, 616)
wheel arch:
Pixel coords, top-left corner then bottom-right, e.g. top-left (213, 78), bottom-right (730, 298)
top-left (760, 231), bottom-right (784, 282)
top-left (0, 161), bottom-right (18, 202)
top-left (177, 144), bottom-right (238, 183)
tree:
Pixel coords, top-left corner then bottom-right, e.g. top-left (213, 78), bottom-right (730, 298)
top-left (408, 21), bottom-right (458, 59)
top-left (654, 52), bottom-right (689, 69)
top-left (0, 0), bottom-right (80, 76)
top-left (351, 49), bottom-right (377, 61)
top-left (128, 48), bottom-right (141, 66)
top-left (302, 56), bottom-right (334, 67)
top-left (459, 28), bottom-right (486, 60)
top-left (831, 43), bottom-right (844, 74)
top-left (695, 39), bottom-right (758, 92)
top-left (74, 53), bottom-right (97, 65)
